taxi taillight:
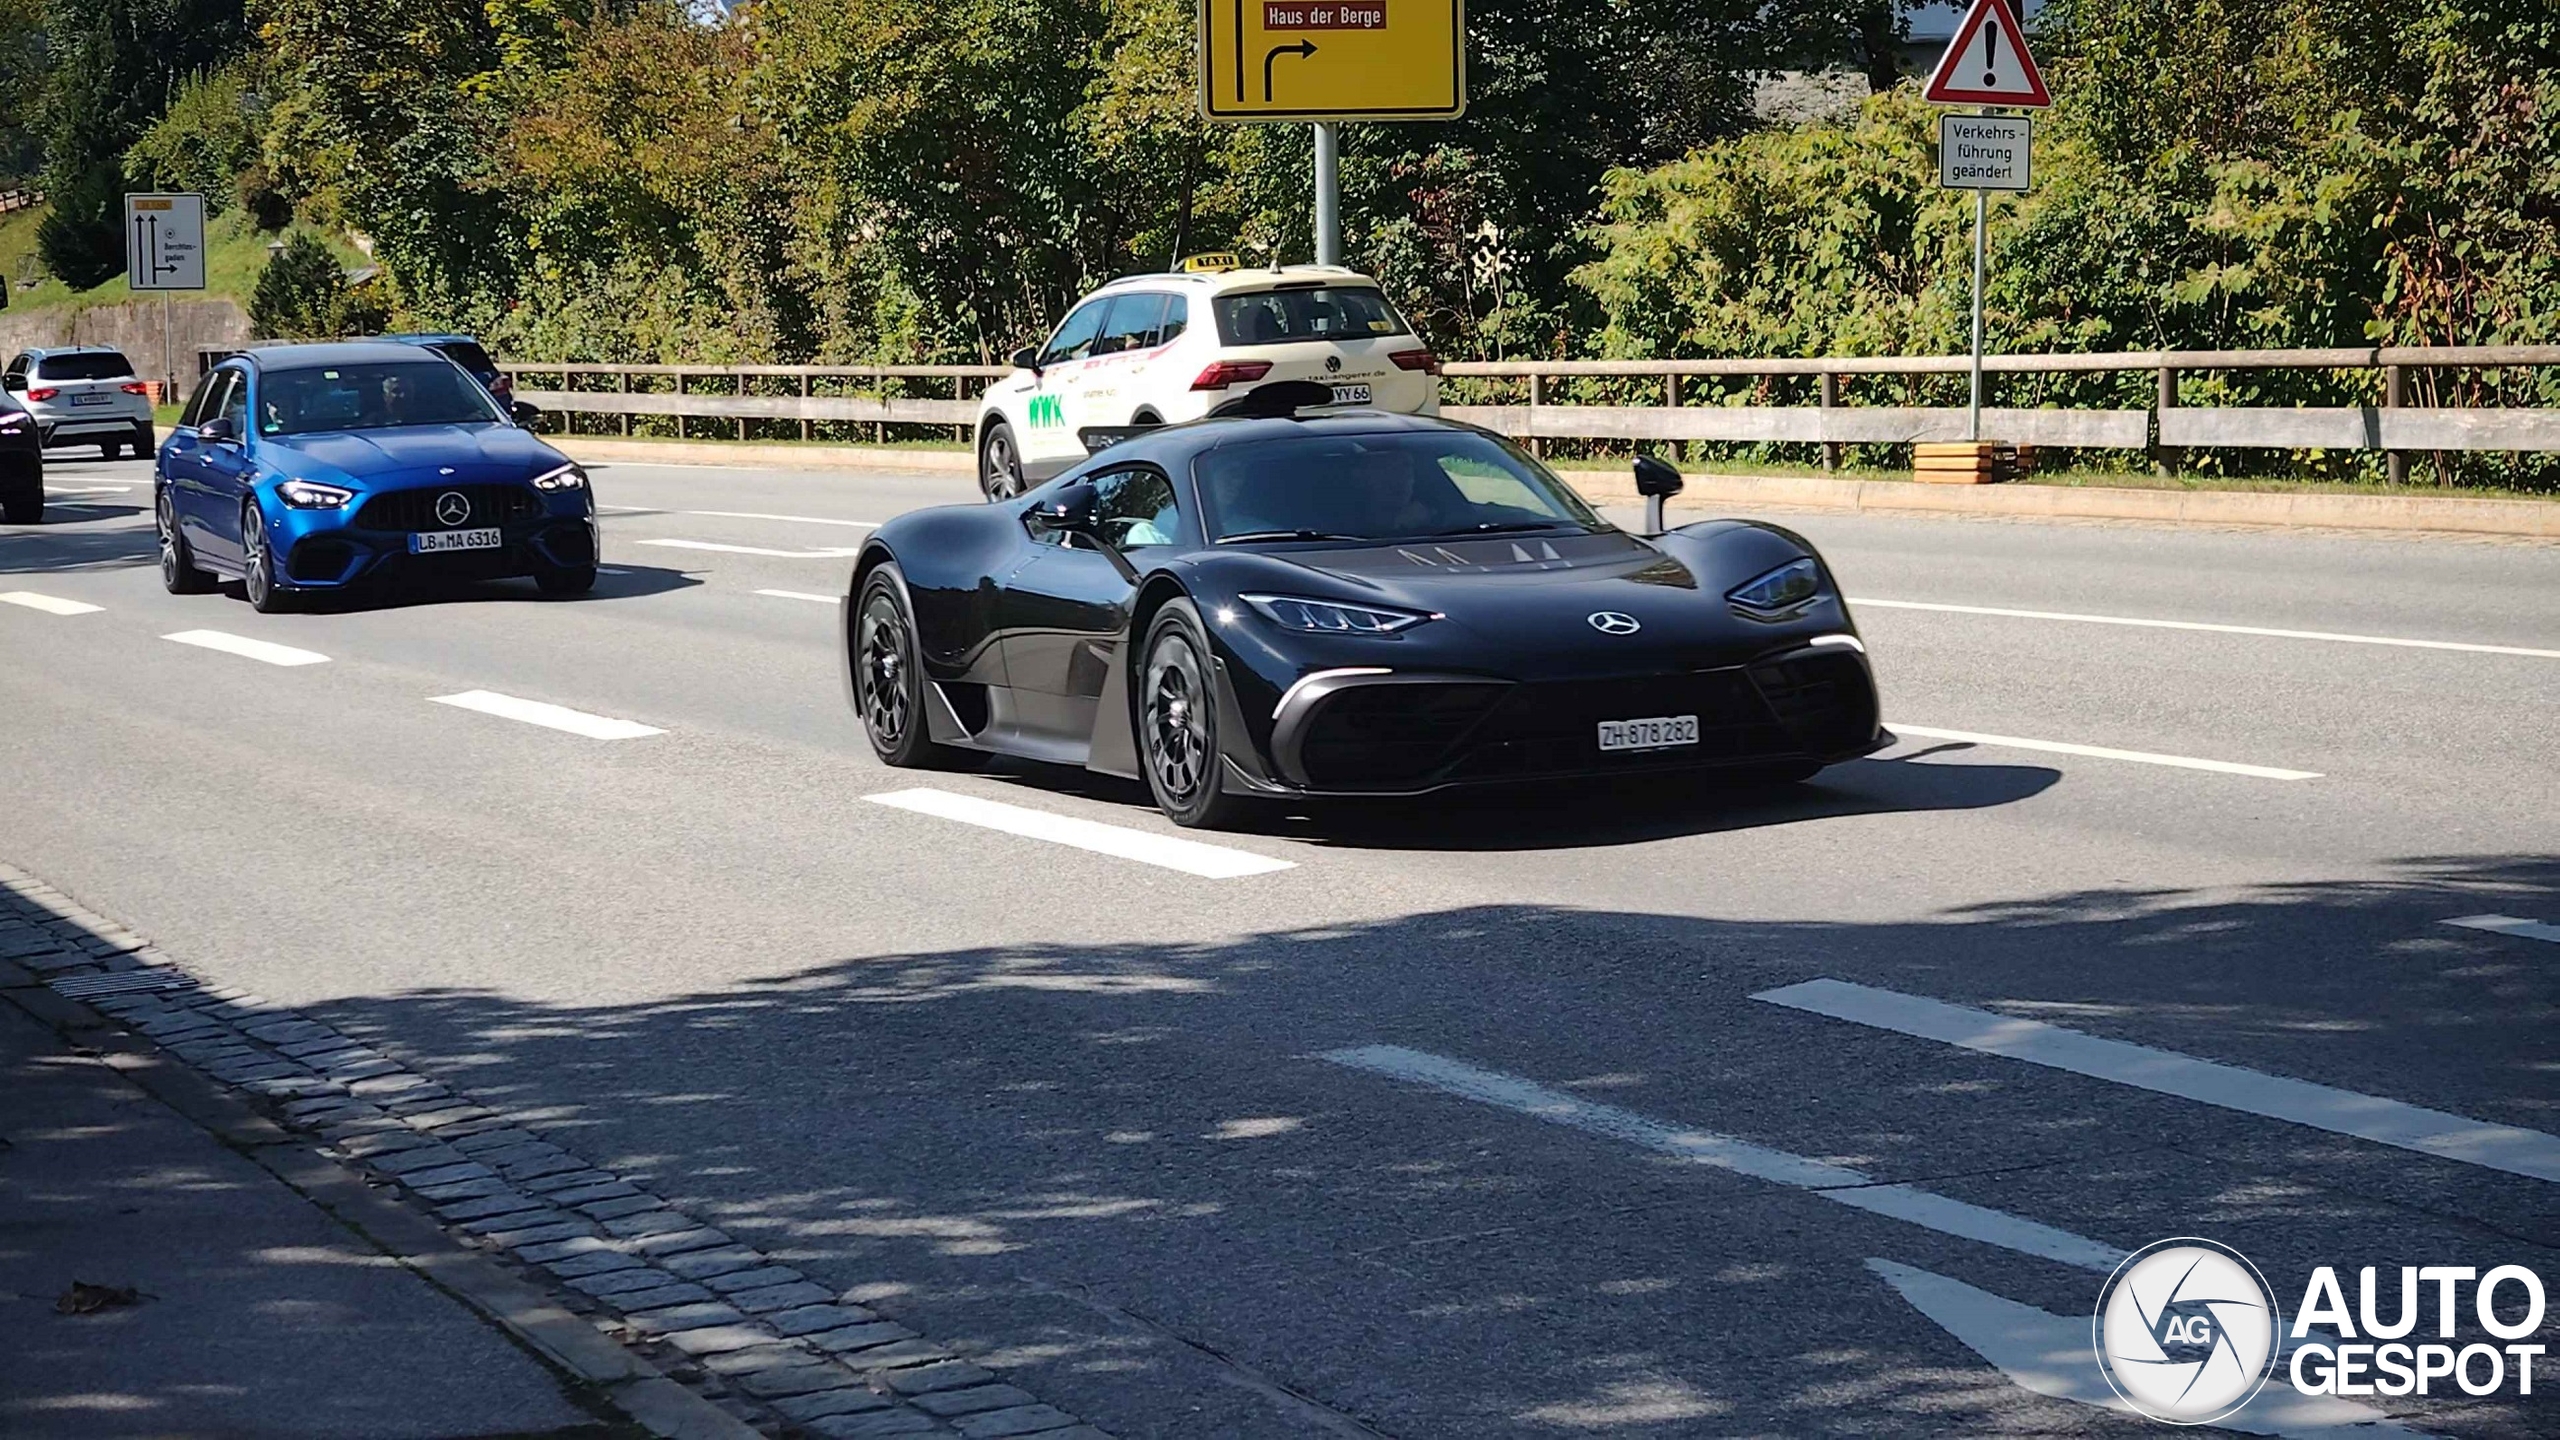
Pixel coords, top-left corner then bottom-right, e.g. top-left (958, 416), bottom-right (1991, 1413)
top-left (1190, 360), bottom-right (1273, 390)
top-left (1389, 349), bottom-right (1441, 375)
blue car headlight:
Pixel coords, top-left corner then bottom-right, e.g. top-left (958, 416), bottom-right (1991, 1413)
top-left (531, 462), bottom-right (588, 491)
top-left (1726, 557), bottom-right (1826, 616)
top-left (1240, 593), bottom-right (1434, 634)
top-left (277, 479), bottom-right (355, 509)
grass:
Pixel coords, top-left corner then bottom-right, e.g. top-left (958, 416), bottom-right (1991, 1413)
top-left (1544, 453), bottom-right (2558, 502)
top-left (1, 203), bottom-right (367, 313)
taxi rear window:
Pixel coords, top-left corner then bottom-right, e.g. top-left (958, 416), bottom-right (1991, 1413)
top-left (1213, 287), bottom-right (1407, 347)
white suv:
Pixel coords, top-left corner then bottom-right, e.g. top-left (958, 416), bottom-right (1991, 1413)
top-left (974, 261), bottom-right (1440, 498)
top-left (5, 347), bottom-right (157, 460)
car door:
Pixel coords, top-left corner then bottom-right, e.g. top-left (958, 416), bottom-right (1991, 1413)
top-left (998, 464), bottom-right (1184, 744)
top-left (1013, 298), bottom-right (1113, 478)
top-left (164, 369), bottom-right (235, 556)
top-left (195, 371), bottom-right (257, 565)
top-left (1080, 294), bottom-right (1172, 426)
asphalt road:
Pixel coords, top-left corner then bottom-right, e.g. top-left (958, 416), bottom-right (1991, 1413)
top-left (4, 452), bottom-right (2556, 1438)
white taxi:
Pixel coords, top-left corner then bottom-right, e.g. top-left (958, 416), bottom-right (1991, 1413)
top-left (974, 258), bottom-right (1440, 498)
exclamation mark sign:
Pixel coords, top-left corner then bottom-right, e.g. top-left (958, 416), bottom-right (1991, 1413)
top-left (1983, 22), bottom-right (2000, 86)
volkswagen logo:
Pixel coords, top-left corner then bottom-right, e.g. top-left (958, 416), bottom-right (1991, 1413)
top-left (433, 491), bottom-right (471, 527)
top-left (1324, 355), bottom-right (1343, 374)
top-left (1587, 611), bottom-right (1641, 635)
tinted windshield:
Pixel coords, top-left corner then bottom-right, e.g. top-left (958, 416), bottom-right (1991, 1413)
top-left (36, 352), bottom-right (135, 381)
top-left (257, 362), bottom-right (503, 436)
top-left (1214, 287), bottom-right (1407, 346)
top-left (1196, 431), bottom-right (1603, 543)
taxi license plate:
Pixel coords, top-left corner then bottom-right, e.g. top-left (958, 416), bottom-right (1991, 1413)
top-left (1597, 715), bottom-right (1699, 752)
top-left (1330, 383), bottom-right (1371, 405)
top-left (70, 392), bottom-right (114, 406)
top-left (411, 528), bottom-right (502, 553)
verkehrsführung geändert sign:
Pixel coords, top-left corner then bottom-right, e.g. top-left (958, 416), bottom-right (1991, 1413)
top-left (1938, 114), bottom-right (2032, 192)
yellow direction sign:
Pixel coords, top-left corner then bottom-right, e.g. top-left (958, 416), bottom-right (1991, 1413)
top-left (1199, 0), bottom-right (1466, 122)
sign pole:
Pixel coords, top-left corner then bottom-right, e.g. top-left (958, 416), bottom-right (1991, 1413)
top-left (1312, 122), bottom-right (1340, 265)
top-left (1968, 128), bottom-right (1987, 443)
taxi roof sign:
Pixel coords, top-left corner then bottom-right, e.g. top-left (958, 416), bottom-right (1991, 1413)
top-left (1178, 253), bottom-right (1242, 273)
top-left (1199, 0), bottom-right (1466, 122)
top-left (1923, 0), bottom-right (2051, 108)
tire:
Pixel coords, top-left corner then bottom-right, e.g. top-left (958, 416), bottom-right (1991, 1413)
top-left (1136, 599), bottom-right (1255, 829)
top-left (131, 423), bottom-right (154, 458)
top-left (978, 420), bottom-right (1024, 501)
top-left (240, 499), bottom-right (295, 613)
top-left (98, 436), bottom-right (121, 461)
top-left (158, 487), bottom-right (212, 591)
top-left (2, 485), bottom-right (38, 524)
top-left (853, 563), bottom-right (966, 769)
top-left (535, 564), bottom-right (597, 595)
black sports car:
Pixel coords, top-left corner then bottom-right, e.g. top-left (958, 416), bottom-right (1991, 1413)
top-left (841, 388), bottom-right (1885, 827)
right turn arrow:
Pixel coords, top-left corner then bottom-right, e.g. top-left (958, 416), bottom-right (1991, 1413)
top-left (1264, 40), bottom-right (1317, 102)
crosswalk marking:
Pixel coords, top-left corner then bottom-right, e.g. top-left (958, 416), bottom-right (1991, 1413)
top-left (866, 788), bottom-right (1294, 879)
top-left (162, 629), bottom-right (329, 667)
top-left (2444, 914), bottom-right (2560, 945)
top-left (1890, 724), bottom-right (2322, 781)
top-left (1754, 978), bottom-right (2560, 1183)
top-left (1320, 1044), bottom-right (2122, 1272)
top-left (430, 690), bottom-right (664, 740)
top-left (0, 590), bottom-right (103, 615)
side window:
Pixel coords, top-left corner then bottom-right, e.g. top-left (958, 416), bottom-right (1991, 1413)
top-left (1158, 296), bottom-right (1189, 345)
top-left (1039, 300), bottom-right (1112, 367)
top-left (217, 372), bottom-right (249, 430)
top-left (1092, 466), bottom-right (1181, 549)
top-left (4, 354), bottom-right (26, 387)
top-left (179, 371), bottom-right (223, 427)
top-left (1096, 294), bottom-right (1170, 355)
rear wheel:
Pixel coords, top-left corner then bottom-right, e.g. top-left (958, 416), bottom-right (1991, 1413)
top-left (1138, 599), bottom-right (1254, 829)
top-left (158, 488), bottom-right (212, 591)
top-left (855, 564), bottom-right (966, 769)
top-left (97, 436), bottom-right (121, 461)
top-left (978, 421), bottom-right (1024, 501)
top-left (240, 499), bottom-right (295, 613)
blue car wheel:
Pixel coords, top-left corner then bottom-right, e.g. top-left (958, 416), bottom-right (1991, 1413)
top-left (241, 499), bottom-right (295, 614)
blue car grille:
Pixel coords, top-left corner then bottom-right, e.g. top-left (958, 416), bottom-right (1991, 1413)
top-left (353, 484), bottom-right (543, 532)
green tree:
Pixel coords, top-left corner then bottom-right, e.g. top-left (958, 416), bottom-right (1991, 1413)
top-left (249, 229), bottom-right (344, 336)
top-left (38, 0), bottom-right (246, 287)
top-left (123, 60), bottom-right (266, 215)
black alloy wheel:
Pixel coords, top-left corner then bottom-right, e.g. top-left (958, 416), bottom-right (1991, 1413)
top-left (158, 487), bottom-right (212, 591)
top-left (1138, 599), bottom-right (1251, 829)
top-left (978, 421), bottom-right (1024, 501)
top-left (240, 499), bottom-right (293, 613)
top-left (855, 564), bottom-right (961, 768)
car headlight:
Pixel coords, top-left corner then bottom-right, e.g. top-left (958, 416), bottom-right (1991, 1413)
top-left (1727, 557), bottom-right (1826, 616)
top-left (277, 479), bottom-right (355, 509)
top-left (531, 462), bottom-right (588, 491)
top-left (1240, 593), bottom-right (1434, 634)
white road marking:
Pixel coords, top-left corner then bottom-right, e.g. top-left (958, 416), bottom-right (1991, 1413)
top-left (1755, 978), bottom-right (2560, 1183)
top-left (866, 788), bottom-right (1295, 879)
top-left (429, 690), bottom-right (663, 740)
top-left (0, 590), bottom-right (103, 615)
top-left (2444, 914), bottom-right (2560, 945)
top-left (1320, 1044), bottom-right (2122, 1271)
top-left (597, 567), bottom-right (633, 575)
top-left (755, 589), bottom-right (840, 604)
top-left (45, 483), bottom-right (134, 493)
top-left (1890, 724), bottom-right (2321, 781)
top-left (1870, 1260), bottom-right (2427, 1439)
top-left (679, 509), bottom-right (879, 529)
top-left (1851, 597), bottom-right (2560, 661)
top-left (161, 629), bottom-right (329, 667)
top-left (638, 539), bottom-right (865, 559)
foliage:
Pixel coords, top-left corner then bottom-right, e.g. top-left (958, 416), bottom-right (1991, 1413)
top-left (123, 61), bottom-right (268, 218)
top-left (0, 0), bottom-right (46, 183)
top-left (37, 0), bottom-right (247, 287)
top-left (248, 227), bottom-right (345, 336)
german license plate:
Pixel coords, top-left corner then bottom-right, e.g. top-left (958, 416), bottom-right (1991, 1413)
top-left (70, 392), bottom-right (114, 406)
top-left (411, 528), bottom-right (502, 553)
top-left (1597, 715), bottom-right (1699, 752)
top-left (1329, 383), bottom-right (1371, 405)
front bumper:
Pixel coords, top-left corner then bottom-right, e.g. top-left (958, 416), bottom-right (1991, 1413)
top-left (267, 488), bottom-right (597, 589)
top-left (1240, 642), bottom-right (1883, 796)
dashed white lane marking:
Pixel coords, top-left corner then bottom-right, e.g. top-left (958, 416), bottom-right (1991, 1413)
top-left (680, 509), bottom-right (879, 529)
top-left (866, 788), bottom-right (1295, 879)
top-left (2445, 914), bottom-right (2560, 945)
top-left (429, 690), bottom-right (663, 740)
top-left (161, 629), bottom-right (329, 667)
top-left (45, 483), bottom-right (134, 493)
top-left (1320, 1044), bottom-right (2121, 1271)
top-left (1890, 724), bottom-right (2321, 781)
top-left (1852, 597), bottom-right (2560, 661)
top-left (638, 539), bottom-right (865, 559)
top-left (755, 589), bottom-right (840, 604)
top-left (0, 590), bottom-right (103, 615)
top-left (1755, 978), bottom-right (2560, 1184)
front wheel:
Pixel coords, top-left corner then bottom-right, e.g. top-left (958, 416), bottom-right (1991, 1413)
top-left (1137, 599), bottom-right (1254, 829)
top-left (978, 421), bottom-right (1024, 502)
top-left (240, 500), bottom-right (295, 613)
top-left (158, 488), bottom-right (212, 591)
top-left (854, 563), bottom-right (966, 769)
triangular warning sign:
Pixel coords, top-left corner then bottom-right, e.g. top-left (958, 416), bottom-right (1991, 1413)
top-left (1923, 0), bottom-right (2052, 108)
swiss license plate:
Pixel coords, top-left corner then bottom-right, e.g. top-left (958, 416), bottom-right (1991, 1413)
top-left (1597, 714), bottom-right (1700, 753)
top-left (411, 527), bottom-right (502, 553)
top-left (70, 392), bottom-right (114, 406)
top-left (1329, 383), bottom-right (1372, 405)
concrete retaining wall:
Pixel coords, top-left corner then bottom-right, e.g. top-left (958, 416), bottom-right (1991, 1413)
top-left (0, 299), bottom-right (250, 389)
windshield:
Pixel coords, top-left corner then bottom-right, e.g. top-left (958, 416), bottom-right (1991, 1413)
top-left (1214, 287), bottom-right (1407, 346)
top-left (1196, 431), bottom-right (1603, 543)
top-left (36, 352), bottom-right (136, 381)
top-left (257, 362), bottom-right (504, 436)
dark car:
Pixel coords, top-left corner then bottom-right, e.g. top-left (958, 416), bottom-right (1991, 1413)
top-left (377, 333), bottom-right (513, 405)
top-left (0, 392), bottom-right (42, 522)
top-left (154, 342), bottom-right (596, 612)
top-left (840, 388), bottom-right (1885, 827)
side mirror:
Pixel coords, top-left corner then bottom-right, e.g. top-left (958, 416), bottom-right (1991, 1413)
top-left (1009, 345), bottom-right (1043, 375)
top-left (199, 416), bottom-right (239, 445)
top-left (1029, 480), bottom-right (1100, 535)
top-left (2, 375), bottom-right (22, 392)
top-left (1632, 453), bottom-right (1683, 536)
top-left (508, 400), bottom-right (543, 427)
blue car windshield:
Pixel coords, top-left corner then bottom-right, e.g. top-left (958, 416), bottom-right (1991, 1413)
top-left (257, 362), bottom-right (502, 437)
top-left (1196, 431), bottom-right (1603, 542)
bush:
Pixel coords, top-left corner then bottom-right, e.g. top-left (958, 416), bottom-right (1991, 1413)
top-left (250, 231), bottom-right (347, 338)
top-left (124, 63), bottom-right (266, 212)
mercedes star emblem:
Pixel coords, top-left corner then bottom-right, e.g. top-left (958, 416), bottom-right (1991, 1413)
top-left (434, 491), bottom-right (471, 526)
top-left (1587, 611), bottom-right (1641, 635)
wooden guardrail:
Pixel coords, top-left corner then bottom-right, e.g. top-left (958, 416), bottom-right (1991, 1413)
top-left (495, 348), bottom-right (2560, 475)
